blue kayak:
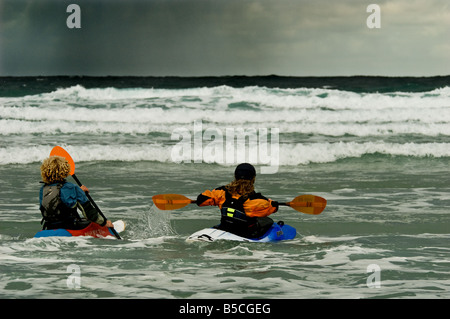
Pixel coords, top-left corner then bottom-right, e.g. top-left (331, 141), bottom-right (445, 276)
top-left (186, 222), bottom-right (297, 242)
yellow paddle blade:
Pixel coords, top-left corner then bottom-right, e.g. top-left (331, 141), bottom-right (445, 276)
top-left (288, 195), bottom-right (327, 215)
top-left (152, 194), bottom-right (194, 210)
top-left (50, 146), bottom-right (76, 176)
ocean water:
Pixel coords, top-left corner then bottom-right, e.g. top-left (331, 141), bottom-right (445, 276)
top-left (0, 76), bottom-right (449, 301)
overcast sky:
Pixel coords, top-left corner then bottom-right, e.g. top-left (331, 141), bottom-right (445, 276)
top-left (1, 0), bottom-right (449, 76)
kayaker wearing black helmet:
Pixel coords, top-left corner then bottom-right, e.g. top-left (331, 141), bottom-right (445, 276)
top-left (196, 163), bottom-right (279, 239)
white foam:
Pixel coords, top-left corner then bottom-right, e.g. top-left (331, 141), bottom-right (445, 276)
top-left (279, 141), bottom-right (450, 165)
top-left (1, 85), bottom-right (449, 165)
top-left (4, 84), bottom-right (450, 111)
top-left (2, 85), bottom-right (449, 126)
top-left (1, 141), bottom-right (449, 165)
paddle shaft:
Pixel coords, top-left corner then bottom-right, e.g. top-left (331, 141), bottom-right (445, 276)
top-left (186, 201), bottom-right (301, 207)
top-left (156, 199), bottom-right (302, 209)
top-left (183, 201), bottom-right (297, 209)
top-left (153, 193), bottom-right (326, 215)
top-left (71, 173), bottom-right (121, 240)
top-left (183, 202), bottom-right (311, 208)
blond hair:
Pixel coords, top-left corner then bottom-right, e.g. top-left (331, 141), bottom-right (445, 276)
top-left (40, 156), bottom-right (70, 184)
top-left (225, 177), bottom-right (255, 196)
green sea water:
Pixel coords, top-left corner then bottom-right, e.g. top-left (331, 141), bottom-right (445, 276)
top-left (1, 157), bottom-right (449, 299)
top-left (0, 76), bottom-right (449, 301)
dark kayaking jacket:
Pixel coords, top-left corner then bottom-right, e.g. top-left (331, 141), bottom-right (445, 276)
top-left (196, 186), bottom-right (278, 238)
top-left (39, 181), bottom-right (105, 230)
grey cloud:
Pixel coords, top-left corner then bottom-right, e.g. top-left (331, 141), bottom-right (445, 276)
top-left (1, 0), bottom-right (449, 76)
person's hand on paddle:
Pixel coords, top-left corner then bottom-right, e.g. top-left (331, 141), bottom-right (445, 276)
top-left (105, 220), bottom-right (114, 228)
top-left (79, 185), bottom-right (113, 228)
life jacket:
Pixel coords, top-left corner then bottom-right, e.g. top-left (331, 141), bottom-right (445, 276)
top-left (40, 183), bottom-right (81, 229)
top-left (218, 187), bottom-right (257, 234)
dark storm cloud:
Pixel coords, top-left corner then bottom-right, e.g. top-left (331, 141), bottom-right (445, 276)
top-left (1, 0), bottom-right (449, 76)
top-left (1, 0), bottom-right (280, 75)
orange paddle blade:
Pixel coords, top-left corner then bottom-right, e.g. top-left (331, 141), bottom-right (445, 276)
top-left (152, 194), bottom-right (194, 210)
top-left (50, 146), bottom-right (76, 175)
top-left (288, 195), bottom-right (327, 215)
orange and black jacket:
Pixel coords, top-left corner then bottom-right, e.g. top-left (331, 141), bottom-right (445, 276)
top-left (196, 186), bottom-right (278, 218)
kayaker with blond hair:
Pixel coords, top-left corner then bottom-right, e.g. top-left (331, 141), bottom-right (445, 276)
top-left (39, 156), bottom-right (113, 230)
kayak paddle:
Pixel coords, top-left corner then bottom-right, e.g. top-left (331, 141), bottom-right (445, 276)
top-left (50, 146), bottom-right (121, 239)
top-left (152, 194), bottom-right (196, 211)
top-left (152, 193), bottom-right (327, 215)
top-left (278, 195), bottom-right (327, 215)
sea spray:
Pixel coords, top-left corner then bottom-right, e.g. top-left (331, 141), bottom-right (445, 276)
top-left (128, 205), bottom-right (177, 239)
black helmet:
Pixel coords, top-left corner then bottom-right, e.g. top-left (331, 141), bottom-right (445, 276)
top-left (234, 163), bottom-right (256, 180)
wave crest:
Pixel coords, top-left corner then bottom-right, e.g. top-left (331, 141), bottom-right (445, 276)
top-left (1, 142), bottom-right (449, 166)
